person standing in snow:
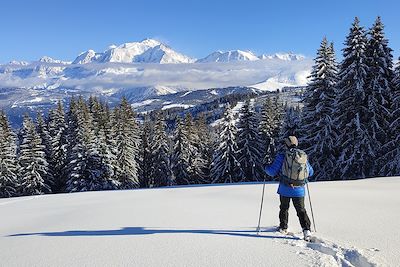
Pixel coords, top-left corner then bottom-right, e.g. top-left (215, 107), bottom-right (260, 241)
top-left (264, 136), bottom-right (314, 240)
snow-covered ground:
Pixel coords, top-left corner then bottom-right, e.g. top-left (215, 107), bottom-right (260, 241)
top-left (1, 177), bottom-right (398, 267)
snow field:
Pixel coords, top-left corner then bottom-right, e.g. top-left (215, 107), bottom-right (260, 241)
top-left (1, 177), bottom-right (398, 266)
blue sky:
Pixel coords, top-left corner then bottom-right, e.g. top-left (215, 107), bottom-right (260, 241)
top-left (1, 0), bottom-right (399, 63)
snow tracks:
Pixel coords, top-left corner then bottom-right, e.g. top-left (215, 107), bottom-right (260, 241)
top-left (270, 230), bottom-right (382, 267)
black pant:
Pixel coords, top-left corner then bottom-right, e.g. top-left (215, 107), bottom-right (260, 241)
top-left (279, 195), bottom-right (311, 230)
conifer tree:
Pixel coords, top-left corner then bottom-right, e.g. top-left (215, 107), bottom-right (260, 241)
top-left (47, 101), bottom-right (67, 192)
top-left (88, 98), bottom-right (116, 183)
top-left (193, 114), bottom-right (213, 183)
top-left (172, 115), bottom-right (195, 185)
top-left (65, 97), bottom-right (115, 192)
top-left (0, 112), bottom-right (18, 198)
top-left (150, 113), bottom-right (172, 187)
top-left (211, 105), bottom-right (242, 183)
top-left (381, 58), bottom-right (400, 175)
top-left (113, 98), bottom-right (141, 189)
top-left (139, 117), bottom-right (153, 187)
top-left (184, 113), bottom-right (208, 184)
top-left (236, 101), bottom-right (264, 181)
top-left (334, 17), bottom-right (371, 179)
top-left (301, 38), bottom-right (338, 180)
top-left (19, 115), bottom-right (51, 195)
top-left (279, 105), bottom-right (301, 144)
top-left (259, 96), bottom-right (284, 164)
top-left (36, 113), bottom-right (54, 188)
top-left (365, 17), bottom-right (394, 175)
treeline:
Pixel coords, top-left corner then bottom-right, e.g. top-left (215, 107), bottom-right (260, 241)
top-left (0, 95), bottom-right (289, 198)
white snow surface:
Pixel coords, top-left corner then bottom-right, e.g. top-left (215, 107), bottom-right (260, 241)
top-left (161, 103), bottom-right (194, 110)
top-left (1, 177), bottom-right (396, 267)
top-left (210, 101), bottom-right (244, 127)
top-left (130, 99), bottom-right (158, 108)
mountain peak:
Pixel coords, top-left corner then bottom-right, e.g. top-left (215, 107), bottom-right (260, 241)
top-left (259, 52), bottom-right (305, 61)
top-left (38, 56), bottom-right (69, 64)
top-left (9, 60), bottom-right (30, 66)
top-left (140, 38), bottom-right (162, 46)
top-left (72, 38), bottom-right (193, 64)
top-left (72, 50), bottom-right (102, 64)
top-left (196, 50), bottom-right (259, 63)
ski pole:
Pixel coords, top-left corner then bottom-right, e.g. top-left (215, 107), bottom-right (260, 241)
top-left (256, 178), bottom-right (266, 235)
top-left (306, 182), bottom-right (317, 232)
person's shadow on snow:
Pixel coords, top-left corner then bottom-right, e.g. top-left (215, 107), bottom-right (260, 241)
top-left (8, 227), bottom-right (298, 240)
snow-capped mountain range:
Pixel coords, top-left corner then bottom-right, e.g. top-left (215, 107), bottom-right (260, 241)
top-left (0, 38), bottom-right (312, 124)
top-left (196, 50), bottom-right (305, 63)
top-left (7, 38), bottom-right (306, 65)
top-left (68, 38), bottom-right (305, 64)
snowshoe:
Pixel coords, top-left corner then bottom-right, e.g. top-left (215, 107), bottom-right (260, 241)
top-left (303, 229), bottom-right (312, 242)
top-left (278, 227), bottom-right (288, 234)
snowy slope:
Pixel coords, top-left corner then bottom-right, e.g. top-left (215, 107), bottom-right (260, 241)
top-left (1, 177), bottom-right (397, 267)
top-left (129, 86), bottom-right (264, 113)
top-left (250, 69), bottom-right (310, 92)
top-left (134, 44), bottom-right (194, 63)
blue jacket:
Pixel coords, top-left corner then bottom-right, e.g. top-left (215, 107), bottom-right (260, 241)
top-left (265, 152), bottom-right (314, 197)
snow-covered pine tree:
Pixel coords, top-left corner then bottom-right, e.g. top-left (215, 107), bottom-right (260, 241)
top-left (88, 98), bottom-right (116, 183)
top-left (47, 101), bottom-right (67, 192)
top-left (172, 115), bottom-right (195, 185)
top-left (380, 58), bottom-right (400, 175)
top-left (193, 114), bottom-right (213, 183)
top-left (0, 112), bottom-right (19, 198)
top-left (184, 113), bottom-right (207, 184)
top-left (334, 17), bottom-right (372, 179)
top-left (113, 98), bottom-right (141, 189)
top-left (365, 17), bottom-right (395, 176)
top-left (279, 105), bottom-right (301, 144)
top-left (301, 38), bottom-right (338, 180)
top-left (102, 104), bottom-right (118, 177)
top-left (36, 113), bottom-right (54, 188)
top-left (64, 98), bottom-right (89, 192)
top-left (139, 117), bottom-right (154, 187)
top-left (65, 97), bottom-right (115, 192)
top-left (236, 100), bottom-right (264, 182)
top-left (259, 96), bottom-right (284, 164)
top-left (62, 97), bottom-right (78, 188)
top-left (210, 104), bottom-right (242, 183)
top-left (150, 113), bottom-right (172, 187)
top-left (19, 115), bottom-right (51, 195)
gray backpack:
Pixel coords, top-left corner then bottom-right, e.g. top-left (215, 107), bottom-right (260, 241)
top-left (281, 148), bottom-right (309, 186)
